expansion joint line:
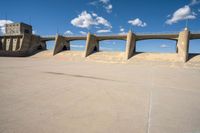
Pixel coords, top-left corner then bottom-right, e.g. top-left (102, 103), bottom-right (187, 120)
top-left (146, 66), bottom-right (154, 133)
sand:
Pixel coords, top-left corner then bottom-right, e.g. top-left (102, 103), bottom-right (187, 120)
top-left (0, 51), bottom-right (200, 133)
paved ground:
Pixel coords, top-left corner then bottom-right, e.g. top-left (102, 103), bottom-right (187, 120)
top-left (0, 51), bottom-right (200, 133)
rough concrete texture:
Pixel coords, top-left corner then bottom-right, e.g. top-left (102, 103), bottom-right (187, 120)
top-left (84, 33), bottom-right (99, 57)
top-left (125, 31), bottom-right (136, 59)
top-left (0, 34), bottom-right (46, 57)
top-left (53, 35), bottom-right (70, 55)
top-left (177, 28), bottom-right (190, 62)
top-left (0, 52), bottom-right (200, 133)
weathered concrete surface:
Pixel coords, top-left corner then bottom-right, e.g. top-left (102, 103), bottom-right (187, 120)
top-left (177, 28), bottom-right (190, 62)
top-left (0, 54), bottom-right (200, 133)
top-left (84, 33), bottom-right (99, 57)
top-left (0, 34), bottom-right (46, 57)
top-left (125, 31), bottom-right (136, 59)
top-left (53, 35), bottom-right (70, 55)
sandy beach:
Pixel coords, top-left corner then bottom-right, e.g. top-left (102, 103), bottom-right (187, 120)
top-left (0, 51), bottom-right (200, 133)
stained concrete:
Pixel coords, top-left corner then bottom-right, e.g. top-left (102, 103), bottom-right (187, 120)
top-left (0, 54), bottom-right (200, 133)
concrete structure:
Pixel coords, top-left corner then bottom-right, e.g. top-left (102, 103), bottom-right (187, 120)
top-left (1, 23), bottom-right (200, 62)
top-left (84, 33), bottom-right (99, 57)
top-left (47, 28), bottom-right (198, 62)
top-left (0, 23), bottom-right (46, 56)
top-left (53, 35), bottom-right (70, 55)
top-left (5, 23), bottom-right (32, 35)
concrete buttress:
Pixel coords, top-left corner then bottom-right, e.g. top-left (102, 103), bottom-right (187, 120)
top-left (125, 31), bottom-right (136, 59)
top-left (84, 33), bottom-right (99, 57)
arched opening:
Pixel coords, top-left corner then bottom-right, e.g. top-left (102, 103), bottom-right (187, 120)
top-left (99, 40), bottom-right (126, 52)
top-left (46, 41), bottom-right (55, 50)
top-left (94, 46), bottom-right (98, 52)
top-left (188, 39), bottom-right (200, 60)
top-left (37, 45), bottom-right (43, 50)
top-left (136, 39), bottom-right (177, 53)
top-left (70, 40), bottom-right (86, 51)
top-left (62, 45), bottom-right (69, 50)
top-left (189, 39), bottom-right (200, 54)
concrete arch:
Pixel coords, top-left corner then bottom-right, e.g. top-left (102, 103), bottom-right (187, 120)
top-left (70, 40), bottom-right (87, 51)
top-left (136, 39), bottom-right (177, 53)
top-left (97, 40), bottom-right (126, 52)
top-left (136, 34), bottom-right (178, 41)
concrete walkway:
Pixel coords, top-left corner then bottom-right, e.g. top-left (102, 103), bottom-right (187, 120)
top-left (0, 55), bottom-right (200, 133)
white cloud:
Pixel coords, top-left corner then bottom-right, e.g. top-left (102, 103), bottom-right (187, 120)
top-left (99, 0), bottom-right (109, 4)
top-left (118, 27), bottom-right (126, 35)
top-left (189, 0), bottom-right (200, 6)
top-left (97, 29), bottom-right (111, 33)
top-left (32, 30), bottom-right (37, 34)
top-left (198, 9), bottom-right (200, 12)
top-left (80, 31), bottom-right (87, 35)
top-left (71, 11), bottom-right (112, 29)
top-left (165, 5), bottom-right (196, 25)
top-left (64, 30), bottom-right (73, 35)
top-left (96, 16), bottom-right (112, 28)
top-left (0, 20), bottom-right (13, 35)
top-left (128, 18), bottom-right (147, 27)
top-left (92, 13), bottom-right (98, 17)
top-left (160, 44), bottom-right (169, 48)
top-left (105, 4), bottom-right (112, 13)
top-left (90, 0), bottom-right (112, 13)
top-left (88, 1), bottom-right (98, 6)
top-left (120, 27), bottom-right (125, 32)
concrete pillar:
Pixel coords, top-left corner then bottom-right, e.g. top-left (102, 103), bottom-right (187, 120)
top-left (125, 30), bottom-right (136, 59)
top-left (53, 35), bottom-right (70, 55)
top-left (6, 38), bottom-right (13, 51)
top-left (84, 33), bottom-right (99, 57)
top-left (12, 37), bottom-right (20, 51)
top-left (177, 28), bottom-right (190, 62)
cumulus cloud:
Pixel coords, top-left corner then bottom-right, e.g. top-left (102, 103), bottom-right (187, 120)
top-left (96, 29), bottom-right (111, 33)
top-left (118, 27), bottom-right (126, 35)
top-left (64, 30), bottom-right (73, 35)
top-left (80, 31), bottom-right (87, 35)
top-left (32, 30), bottom-right (37, 35)
top-left (0, 20), bottom-right (13, 35)
top-left (71, 11), bottom-right (112, 30)
top-left (104, 4), bottom-right (112, 13)
top-left (99, 0), bottom-right (109, 4)
top-left (120, 27), bottom-right (125, 32)
top-left (128, 18), bottom-right (147, 27)
top-left (198, 9), bottom-right (200, 12)
top-left (165, 5), bottom-right (196, 25)
top-left (89, 0), bottom-right (112, 13)
top-left (189, 0), bottom-right (200, 6)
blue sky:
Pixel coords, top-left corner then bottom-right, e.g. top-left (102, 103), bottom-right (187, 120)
top-left (0, 0), bottom-right (200, 53)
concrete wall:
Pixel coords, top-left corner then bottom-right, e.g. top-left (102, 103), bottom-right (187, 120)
top-left (0, 28), bottom-right (199, 62)
top-left (0, 34), bottom-right (46, 57)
